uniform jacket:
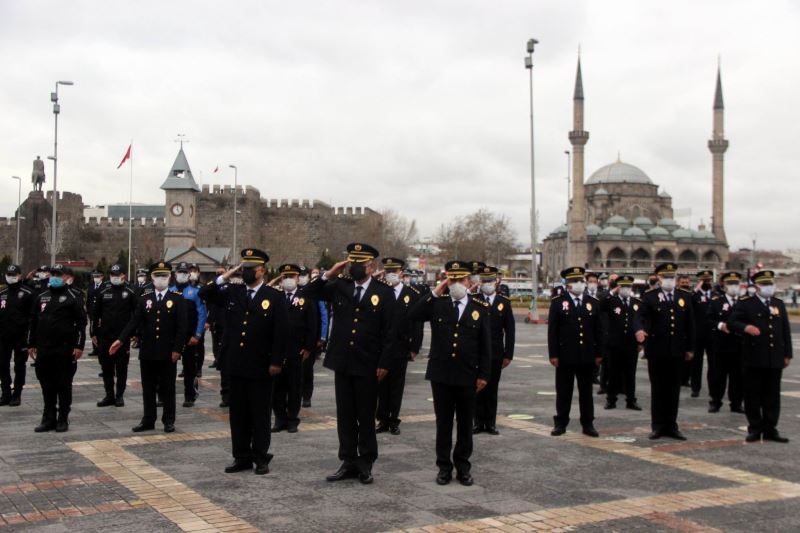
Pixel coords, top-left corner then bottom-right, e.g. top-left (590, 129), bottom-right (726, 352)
top-left (385, 282), bottom-right (424, 369)
top-left (170, 283), bottom-right (207, 340)
top-left (27, 286), bottom-right (87, 354)
top-left (482, 293), bottom-right (515, 361)
top-left (280, 289), bottom-right (319, 359)
top-left (633, 288), bottom-right (696, 360)
top-left (0, 282), bottom-right (35, 340)
top-left (600, 294), bottom-right (640, 351)
top-left (728, 295), bottom-right (792, 369)
top-left (118, 290), bottom-right (188, 361)
top-left (692, 289), bottom-right (714, 342)
top-left (547, 293), bottom-right (602, 365)
top-left (92, 284), bottom-right (138, 341)
top-left (707, 294), bottom-right (742, 355)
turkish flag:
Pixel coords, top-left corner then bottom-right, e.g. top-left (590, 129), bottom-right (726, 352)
top-left (117, 144), bottom-right (132, 169)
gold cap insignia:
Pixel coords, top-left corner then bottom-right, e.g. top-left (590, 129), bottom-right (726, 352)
top-left (453, 262), bottom-right (460, 268)
top-left (354, 244), bottom-right (362, 251)
top-left (246, 250), bottom-right (253, 256)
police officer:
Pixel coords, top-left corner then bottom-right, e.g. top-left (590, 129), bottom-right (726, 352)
top-left (707, 271), bottom-right (744, 414)
top-left (0, 265), bottom-right (35, 406)
top-left (200, 249), bottom-right (287, 474)
top-left (28, 265), bottom-right (87, 432)
top-left (87, 269), bottom-right (106, 356)
top-left (601, 275), bottom-right (642, 410)
top-left (304, 243), bottom-right (394, 485)
top-left (634, 263), bottom-right (695, 440)
top-left (272, 263), bottom-right (318, 433)
top-left (207, 265), bottom-right (227, 372)
top-left (548, 267), bottom-right (602, 437)
top-left (92, 264), bottom-right (137, 407)
top-left (298, 266), bottom-right (327, 408)
top-left (407, 261), bottom-right (491, 486)
top-left (473, 266), bottom-right (515, 435)
top-left (468, 261), bottom-right (486, 294)
top-left (26, 265), bottom-right (51, 298)
top-left (133, 268), bottom-right (151, 297)
top-left (687, 270), bottom-right (714, 398)
top-left (171, 262), bottom-right (207, 407)
top-left (111, 262), bottom-right (187, 433)
top-left (728, 270), bottom-right (792, 443)
top-left (376, 257), bottom-right (423, 436)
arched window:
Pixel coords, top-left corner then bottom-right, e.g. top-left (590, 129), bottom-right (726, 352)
top-left (678, 250), bottom-right (698, 265)
top-left (607, 247), bottom-right (627, 268)
top-left (655, 249), bottom-right (674, 262)
top-left (631, 248), bottom-right (650, 268)
top-left (702, 250), bottom-right (721, 264)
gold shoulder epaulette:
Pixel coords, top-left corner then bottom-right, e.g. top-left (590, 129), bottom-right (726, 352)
top-left (498, 294), bottom-right (510, 301)
top-left (173, 291), bottom-right (183, 296)
top-left (678, 287), bottom-right (692, 294)
top-left (470, 296), bottom-right (489, 307)
top-left (740, 295), bottom-right (751, 301)
top-left (711, 295), bottom-right (720, 300)
top-left (408, 285), bottom-right (420, 295)
top-left (338, 273), bottom-right (353, 281)
top-left (645, 287), bottom-right (658, 293)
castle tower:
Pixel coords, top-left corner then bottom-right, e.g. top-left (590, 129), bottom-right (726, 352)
top-left (708, 66), bottom-right (728, 243)
top-left (567, 56), bottom-right (590, 267)
top-left (161, 146), bottom-right (200, 253)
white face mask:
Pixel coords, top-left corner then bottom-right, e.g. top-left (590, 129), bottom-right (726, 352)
top-left (449, 282), bottom-right (468, 300)
top-left (5, 275), bottom-right (19, 285)
top-left (110, 276), bottom-right (123, 286)
top-left (152, 276), bottom-right (170, 291)
top-left (660, 278), bottom-right (676, 291)
top-left (281, 277), bottom-right (298, 292)
top-left (298, 275), bottom-right (309, 287)
top-left (480, 282), bottom-right (496, 296)
top-left (385, 272), bottom-right (401, 286)
top-left (758, 285), bottom-right (775, 298)
top-left (619, 287), bottom-right (632, 299)
top-left (189, 272), bottom-right (199, 282)
top-left (747, 286), bottom-right (757, 297)
top-left (569, 281), bottom-right (586, 296)
top-left (175, 272), bottom-right (189, 284)
top-left (725, 284), bottom-right (739, 297)
top-left (137, 276), bottom-right (147, 284)
top-left (587, 282), bottom-right (598, 293)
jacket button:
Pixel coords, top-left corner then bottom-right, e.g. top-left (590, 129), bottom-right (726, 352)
top-left (354, 318), bottom-right (359, 323)
top-left (452, 353), bottom-right (456, 357)
top-left (356, 308), bottom-right (360, 312)
top-left (352, 329), bottom-right (356, 334)
top-left (349, 341), bottom-right (354, 346)
top-left (243, 321), bottom-right (247, 325)
top-left (156, 336), bottom-right (160, 340)
top-left (454, 333), bottom-right (458, 338)
top-left (240, 342), bottom-right (244, 347)
top-left (579, 341), bottom-right (583, 345)
top-left (241, 332), bottom-right (246, 336)
top-left (453, 343), bottom-right (457, 347)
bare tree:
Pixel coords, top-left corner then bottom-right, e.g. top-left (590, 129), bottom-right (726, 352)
top-left (436, 209), bottom-right (518, 265)
top-left (379, 209), bottom-right (418, 258)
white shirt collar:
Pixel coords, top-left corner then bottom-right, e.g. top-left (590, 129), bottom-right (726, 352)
top-left (393, 283), bottom-right (403, 299)
top-left (486, 293), bottom-right (496, 306)
top-left (246, 281), bottom-right (264, 295)
top-left (155, 288), bottom-right (167, 299)
top-left (354, 276), bottom-right (372, 291)
top-left (758, 294), bottom-right (770, 305)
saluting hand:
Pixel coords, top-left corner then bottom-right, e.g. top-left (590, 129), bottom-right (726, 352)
top-left (326, 260), bottom-right (350, 279)
top-left (221, 264), bottom-right (243, 281)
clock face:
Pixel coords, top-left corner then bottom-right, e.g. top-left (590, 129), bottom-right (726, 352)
top-left (171, 203), bottom-right (184, 216)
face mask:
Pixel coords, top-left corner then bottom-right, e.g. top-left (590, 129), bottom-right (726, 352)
top-left (242, 268), bottom-right (258, 285)
top-left (569, 281), bottom-right (586, 296)
top-left (587, 282), bottom-right (598, 293)
top-left (385, 272), bottom-right (401, 286)
top-left (747, 286), bottom-right (757, 297)
top-left (480, 283), bottom-right (496, 296)
top-left (448, 282), bottom-right (467, 300)
top-left (93, 277), bottom-right (103, 285)
top-left (5, 275), bottom-right (19, 285)
top-left (348, 263), bottom-right (367, 282)
top-left (189, 272), bottom-right (199, 282)
top-left (403, 276), bottom-right (411, 285)
top-left (701, 281), bottom-right (712, 291)
top-left (48, 277), bottom-right (65, 289)
top-left (110, 276), bottom-right (123, 286)
top-left (281, 277), bottom-right (298, 292)
top-left (298, 275), bottom-right (309, 287)
top-left (175, 272), bottom-right (189, 284)
top-left (137, 276), bottom-right (147, 284)
top-left (758, 285), bottom-right (775, 298)
top-left (725, 284), bottom-right (739, 297)
top-left (660, 278), bottom-right (676, 291)
top-left (599, 280), bottom-right (609, 288)
top-left (152, 276), bottom-right (170, 290)
top-left (619, 287), bottom-right (632, 299)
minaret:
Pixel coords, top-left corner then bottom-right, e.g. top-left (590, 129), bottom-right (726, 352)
top-left (567, 56), bottom-right (590, 267)
top-left (708, 66), bottom-right (728, 243)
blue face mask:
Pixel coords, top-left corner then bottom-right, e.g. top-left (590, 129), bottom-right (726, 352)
top-left (48, 277), bottom-right (65, 288)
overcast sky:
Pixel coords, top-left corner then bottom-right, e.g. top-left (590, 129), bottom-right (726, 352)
top-left (1, 0), bottom-right (798, 252)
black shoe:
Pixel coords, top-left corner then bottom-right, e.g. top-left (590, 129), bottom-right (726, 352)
top-left (666, 429), bottom-right (687, 441)
top-left (97, 396), bottom-right (115, 407)
top-left (730, 405), bottom-right (745, 414)
top-left (745, 432), bottom-right (761, 443)
top-left (115, 398), bottom-right (125, 407)
top-left (178, 371), bottom-right (184, 378)
top-left (625, 401), bottom-right (642, 411)
top-left (436, 470), bottom-right (452, 485)
top-left (254, 463), bottom-right (269, 475)
top-left (0, 396), bottom-right (10, 406)
top-left (358, 469), bottom-right (374, 485)
top-left (604, 400), bottom-right (617, 410)
top-left (690, 390), bottom-right (700, 398)
top-left (485, 426), bottom-right (499, 435)
top-left (182, 400), bottom-right (194, 408)
top-left (302, 399), bottom-right (311, 408)
top-left (271, 424), bottom-right (286, 432)
top-left (326, 464), bottom-right (358, 482)
top-left (55, 419), bottom-right (69, 433)
top-left (551, 426), bottom-right (566, 437)
top-left (225, 461), bottom-right (252, 473)
top-left (287, 426), bottom-right (298, 434)
top-left (156, 401), bottom-right (164, 407)
top-left (582, 426), bottom-right (599, 438)
top-left (456, 472), bottom-right (473, 486)
top-left (596, 387), bottom-right (606, 395)
top-left (98, 372), bottom-right (103, 378)
top-left (35, 420), bottom-right (56, 433)
top-left (164, 423), bottom-right (175, 433)
top-left (763, 431), bottom-right (789, 443)
top-left (648, 430), bottom-right (663, 440)
top-left (376, 422), bottom-right (389, 434)
top-left (472, 424), bottom-right (484, 435)
top-left (708, 403), bottom-right (721, 413)
top-left (219, 399), bottom-right (229, 408)
top-left (209, 362), bottom-right (217, 369)
top-left (389, 425), bottom-right (401, 435)
top-left (8, 396), bottom-right (20, 407)
top-left (132, 423), bottom-right (155, 433)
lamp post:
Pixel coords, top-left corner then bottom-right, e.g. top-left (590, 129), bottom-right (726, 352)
top-left (525, 38), bottom-right (539, 321)
top-left (50, 80), bottom-right (74, 266)
top-left (229, 165), bottom-right (238, 255)
top-left (11, 176), bottom-right (21, 264)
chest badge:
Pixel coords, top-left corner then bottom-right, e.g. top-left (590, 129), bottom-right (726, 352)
top-left (59, 295), bottom-right (67, 303)
top-left (17, 291), bottom-right (23, 299)
top-left (678, 298), bottom-right (685, 308)
top-left (497, 303), bottom-right (504, 311)
top-left (298, 298), bottom-right (305, 306)
top-left (371, 294), bottom-right (380, 306)
top-left (166, 300), bottom-right (174, 309)
top-left (0, 300), bottom-right (5, 309)
top-left (633, 304), bottom-right (639, 311)
top-left (122, 292), bottom-right (128, 299)
top-left (471, 310), bottom-right (479, 321)
top-left (586, 302), bottom-right (592, 312)
top-left (262, 299), bottom-right (270, 310)
top-left (403, 295), bottom-right (410, 304)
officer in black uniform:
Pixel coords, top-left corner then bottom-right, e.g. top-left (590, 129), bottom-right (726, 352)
top-left (548, 267), bottom-right (602, 437)
top-left (111, 262), bottom-right (187, 433)
top-left (467, 261), bottom-right (486, 294)
top-left (728, 270), bottom-right (792, 443)
top-left (298, 266), bottom-right (326, 408)
top-left (207, 265), bottom-right (227, 371)
top-left (92, 264), bottom-right (137, 407)
top-left (634, 263), bottom-right (695, 440)
top-left (303, 243), bottom-right (394, 485)
top-left (687, 270), bottom-right (715, 398)
top-left (272, 263), bottom-right (318, 433)
top-left (200, 249), bottom-right (287, 474)
top-left (0, 265), bottom-right (35, 406)
top-left (133, 268), bottom-right (152, 297)
top-left (376, 257), bottom-right (423, 435)
top-left (707, 271), bottom-right (744, 414)
top-left (408, 260), bottom-right (491, 486)
top-left (600, 275), bottom-right (642, 410)
top-left (87, 270), bottom-right (106, 356)
top-left (28, 265), bottom-right (87, 432)
top-left (474, 266), bottom-right (515, 435)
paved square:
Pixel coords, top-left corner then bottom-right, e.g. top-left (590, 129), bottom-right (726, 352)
top-left (1, 314), bottom-right (798, 532)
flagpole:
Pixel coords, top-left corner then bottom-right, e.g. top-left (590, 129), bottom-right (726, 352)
top-left (127, 140), bottom-right (133, 276)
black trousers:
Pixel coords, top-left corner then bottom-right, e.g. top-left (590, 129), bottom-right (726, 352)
top-left (301, 351), bottom-right (319, 402)
top-left (376, 360), bottom-right (408, 426)
top-left (210, 325), bottom-right (223, 364)
top-left (0, 336), bottom-right (27, 398)
top-left (182, 344), bottom-right (199, 401)
top-left (230, 376), bottom-right (274, 466)
top-left (684, 337), bottom-right (708, 392)
top-left (606, 344), bottom-right (638, 403)
top-left (708, 349), bottom-right (743, 408)
top-left (431, 381), bottom-right (475, 474)
top-left (98, 338), bottom-right (130, 399)
top-left (273, 356), bottom-right (302, 428)
top-left (474, 358), bottom-right (503, 428)
top-left (35, 353), bottom-right (77, 421)
top-left (554, 363), bottom-right (595, 428)
top-left (648, 357), bottom-right (683, 432)
top-left (140, 359), bottom-right (177, 426)
top-left (744, 366), bottom-right (782, 435)
top-left (334, 371), bottom-right (379, 470)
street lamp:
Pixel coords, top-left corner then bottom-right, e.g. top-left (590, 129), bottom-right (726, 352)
top-left (50, 80), bottom-right (74, 266)
top-left (525, 38), bottom-right (540, 321)
top-left (11, 176), bottom-right (21, 264)
top-left (229, 164), bottom-right (238, 255)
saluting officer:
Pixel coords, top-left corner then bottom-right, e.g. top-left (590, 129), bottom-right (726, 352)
top-left (111, 262), bottom-right (187, 433)
top-left (28, 265), bottom-right (87, 432)
top-left (272, 263), bottom-right (318, 433)
top-left (600, 275), bottom-right (642, 411)
top-left (473, 266), bottom-right (515, 435)
top-left (707, 271), bottom-right (745, 414)
top-left (303, 243), bottom-right (394, 485)
top-left (548, 267), bottom-right (602, 437)
top-left (687, 270), bottom-right (715, 398)
top-left (728, 270), bottom-right (792, 443)
top-left (376, 257), bottom-right (423, 436)
top-left (92, 264), bottom-right (137, 408)
top-left (200, 249), bottom-right (287, 474)
top-left (634, 263), bottom-right (695, 440)
top-left (0, 265), bottom-right (35, 406)
top-left (467, 261), bottom-right (486, 294)
top-left (298, 266), bottom-right (328, 409)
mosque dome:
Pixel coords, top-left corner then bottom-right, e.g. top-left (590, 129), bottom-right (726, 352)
top-left (599, 226), bottom-right (623, 236)
top-left (658, 218), bottom-right (680, 230)
top-left (648, 226), bottom-right (670, 237)
top-left (672, 228), bottom-right (692, 239)
top-left (586, 224), bottom-right (601, 236)
top-left (633, 216), bottom-right (654, 228)
top-left (606, 215), bottom-right (630, 228)
top-left (586, 160), bottom-right (653, 185)
top-left (623, 226), bottom-right (647, 237)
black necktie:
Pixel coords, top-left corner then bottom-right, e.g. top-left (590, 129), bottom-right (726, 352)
top-left (157, 293), bottom-right (163, 303)
top-left (355, 286), bottom-right (363, 302)
top-left (765, 298), bottom-right (770, 308)
top-left (453, 300), bottom-right (461, 321)
top-left (667, 293), bottom-right (673, 303)
top-left (286, 292), bottom-right (293, 305)
top-left (247, 289), bottom-right (255, 300)
top-left (575, 297), bottom-right (581, 308)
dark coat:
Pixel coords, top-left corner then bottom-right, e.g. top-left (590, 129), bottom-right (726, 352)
top-left (484, 294), bottom-right (515, 361)
top-left (633, 288), bottom-right (696, 360)
top-left (118, 290), bottom-right (188, 361)
top-left (281, 290), bottom-right (319, 360)
top-left (728, 295), bottom-right (792, 369)
top-left (27, 287), bottom-right (87, 354)
top-left (547, 293), bottom-right (602, 365)
top-left (385, 283), bottom-right (424, 369)
top-left (692, 290), bottom-right (714, 342)
top-left (91, 284), bottom-right (138, 340)
top-left (707, 294), bottom-right (742, 355)
top-left (600, 294), bottom-right (640, 351)
top-left (0, 282), bottom-right (35, 340)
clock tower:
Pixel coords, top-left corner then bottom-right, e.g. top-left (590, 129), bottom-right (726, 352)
top-left (161, 146), bottom-right (200, 253)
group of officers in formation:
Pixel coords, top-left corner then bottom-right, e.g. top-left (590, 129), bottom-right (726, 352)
top-left (0, 243), bottom-right (792, 487)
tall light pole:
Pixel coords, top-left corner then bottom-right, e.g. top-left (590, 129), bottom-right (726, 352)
top-left (50, 80), bottom-right (74, 266)
top-left (229, 165), bottom-right (238, 255)
top-left (525, 38), bottom-right (540, 321)
top-left (11, 176), bottom-right (21, 264)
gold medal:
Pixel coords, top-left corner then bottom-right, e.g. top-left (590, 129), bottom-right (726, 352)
top-left (472, 310), bottom-right (479, 321)
top-left (262, 299), bottom-right (270, 310)
top-left (371, 294), bottom-right (380, 306)
top-left (298, 298), bottom-right (305, 306)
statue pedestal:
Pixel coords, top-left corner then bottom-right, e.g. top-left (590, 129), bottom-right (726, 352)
top-left (27, 190), bottom-right (45, 201)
